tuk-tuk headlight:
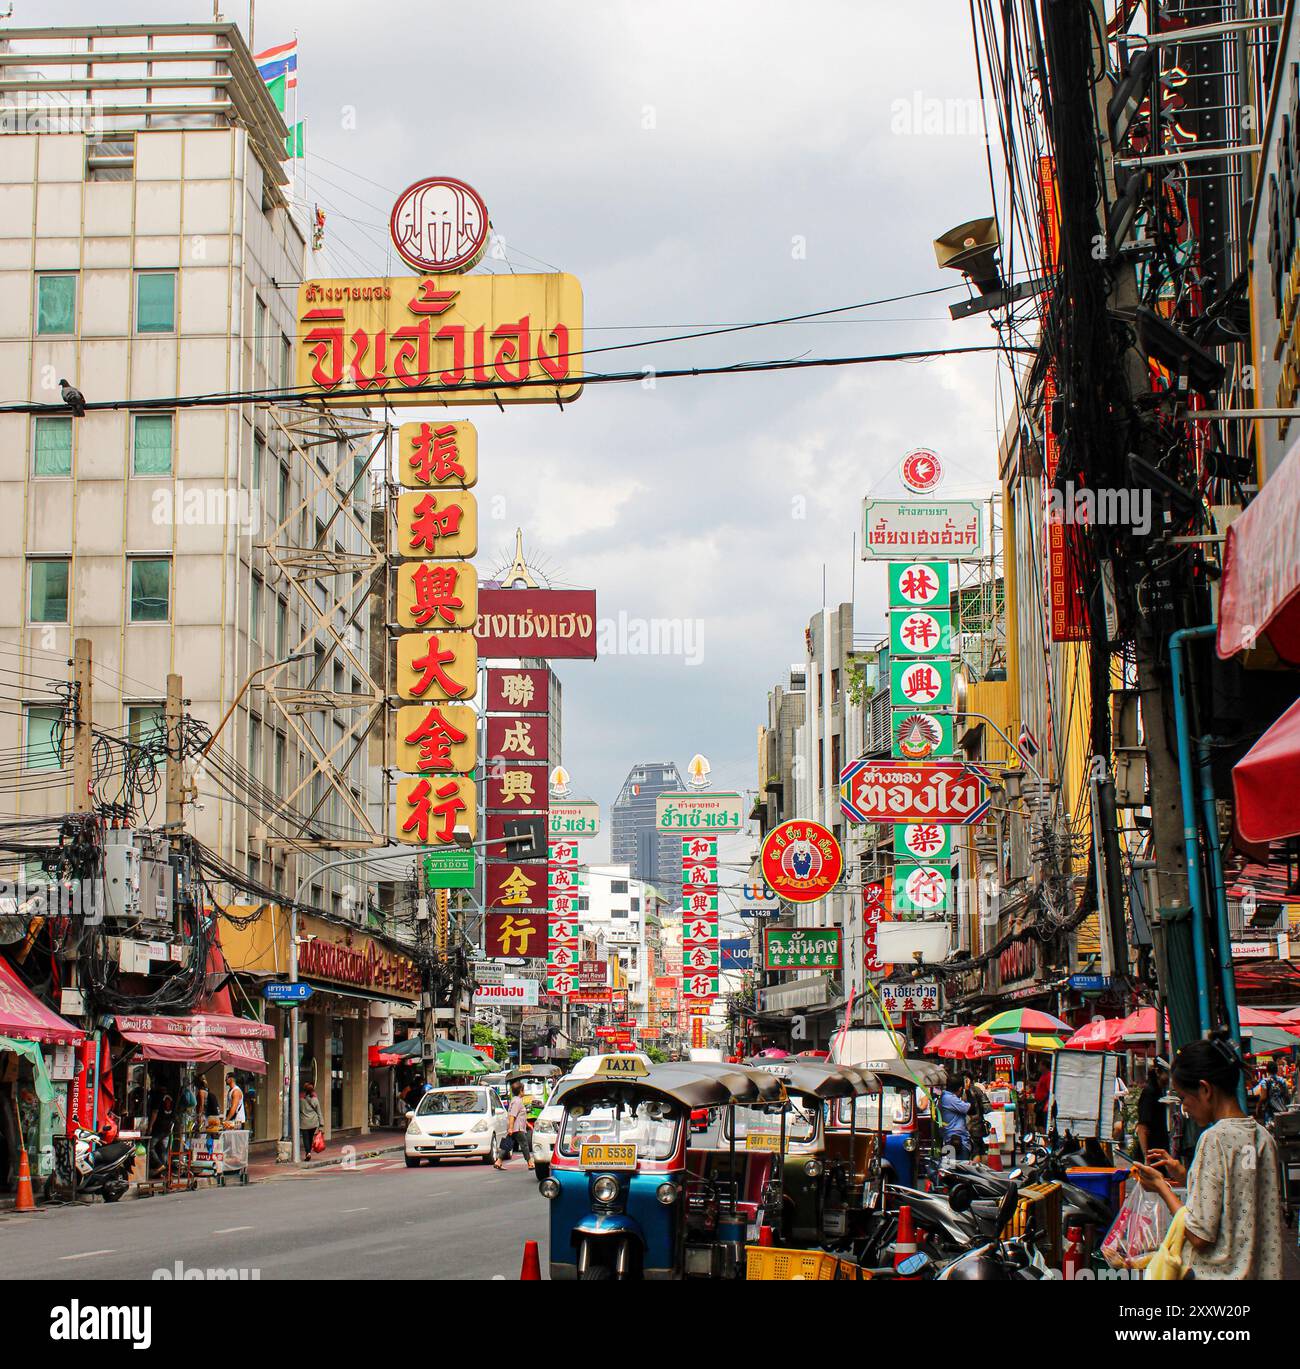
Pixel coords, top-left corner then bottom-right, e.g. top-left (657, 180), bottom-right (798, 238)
top-left (539, 1178), bottom-right (561, 1200)
top-left (592, 1175), bottom-right (620, 1204)
top-left (656, 1182), bottom-right (678, 1206)
top-left (804, 1159), bottom-right (823, 1178)
top-left (903, 1137), bottom-right (918, 1153)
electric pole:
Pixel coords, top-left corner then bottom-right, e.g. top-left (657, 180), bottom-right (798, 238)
top-left (165, 671), bottom-right (185, 838)
top-left (72, 638), bottom-right (93, 813)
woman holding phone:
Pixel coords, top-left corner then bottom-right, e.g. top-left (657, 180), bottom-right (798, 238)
top-left (1131, 1035), bottom-right (1285, 1280)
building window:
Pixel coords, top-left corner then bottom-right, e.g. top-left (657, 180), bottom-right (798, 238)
top-left (277, 462), bottom-right (289, 524)
top-left (24, 704), bottom-right (64, 771)
top-left (132, 413), bottom-right (173, 475)
top-left (136, 271), bottom-right (176, 334)
top-left (36, 274), bottom-right (77, 335)
top-left (129, 557), bottom-right (170, 622)
top-left (250, 572), bottom-right (263, 642)
top-left (247, 714), bottom-right (262, 783)
top-left (280, 334), bottom-right (293, 392)
top-left (33, 416), bottom-right (73, 476)
top-left (126, 703), bottom-right (166, 746)
top-left (254, 295), bottom-right (267, 373)
top-left (611, 879), bottom-right (629, 894)
top-left (274, 731), bottom-right (286, 793)
top-left (630, 897), bottom-right (641, 911)
top-left (275, 596), bottom-right (287, 656)
top-left (577, 897), bottom-right (589, 911)
top-left (611, 909), bottom-right (628, 919)
top-left (252, 432), bottom-right (265, 494)
top-left (86, 134), bottom-right (134, 181)
top-left (28, 559), bottom-right (69, 623)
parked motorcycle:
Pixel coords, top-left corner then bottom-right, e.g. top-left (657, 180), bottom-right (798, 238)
top-left (49, 1128), bottom-right (135, 1203)
top-left (934, 1182), bottom-right (1049, 1280)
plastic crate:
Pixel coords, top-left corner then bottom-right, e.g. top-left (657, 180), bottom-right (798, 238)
top-left (1002, 1180), bottom-right (1063, 1268)
top-left (1066, 1166), bottom-right (1129, 1212)
top-left (745, 1246), bottom-right (839, 1280)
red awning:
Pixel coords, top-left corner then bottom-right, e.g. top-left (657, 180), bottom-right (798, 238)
top-left (369, 1044), bottom-right (401, 1067)
top-left (1233, 697), bottom-right (1300, 843)
top-left (0, 956), bottom-right (85, 1046)
top-left (119, 1030), bottom-right (223, 1064)
top-left (1218, 442), bottom-right (1300, 663)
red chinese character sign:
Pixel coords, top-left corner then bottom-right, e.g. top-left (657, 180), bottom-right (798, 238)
top-left (390, 177), bottom-right (491, 275)
top-left (547, 838), bottom-right (583, 997)
top-left (475, 588), bottom-right (597, 660)
top-left (759, 819), bottom-right (843, 903)
top-left (394, 775), bottom-right (476, 846)
top-left (840, 760), bottom-right (991, 826)
top-left (486, 863), bottom-right (546, 910)
top-left (681, 836), bottom-right (719, 1002)
top-left (486, 715), bottom-right (548, 764)
top-left (486, 668), bottom-right (549, 714)
top-left (484, 912), bottom-right (544, 960)
top-left (396, 561), bottom-right (477, 631)
top-left (400, 420), bottom-right (477, 489)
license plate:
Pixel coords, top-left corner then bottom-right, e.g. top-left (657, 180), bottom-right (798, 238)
top-left (435, 1139), bottom-right (457, 1149)
top-left (579, 1143), bottom-right (636, 1170)
top-left (745, 1133), bottom-right (782, 1152)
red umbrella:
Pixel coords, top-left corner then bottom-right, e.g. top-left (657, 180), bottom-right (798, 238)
top-left (1062, 1017), bottom-right (1125, 1051)
top-left (924, 1025), bottom-right (1001, 1059)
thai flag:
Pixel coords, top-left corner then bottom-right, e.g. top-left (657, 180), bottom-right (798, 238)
top-left (254, 39), bottom-right (298, 89)
top-left (1017, 722), bottom-right (1040, 761)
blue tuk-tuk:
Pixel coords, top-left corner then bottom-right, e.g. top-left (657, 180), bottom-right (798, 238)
top-left (827, 1057), bottom-right (945, 1189)
top-left (541, 1058), bottom-right (775, 1280)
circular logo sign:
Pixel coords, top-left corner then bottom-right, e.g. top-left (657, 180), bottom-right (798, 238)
top-left (895, 711), bottom-right (945, 760)
top-left (389, 176), bottom-right (490, 274)
top-left (900, 447), bottom-right (942, 494)
top-left (760, 819), bottom-right (843, 904)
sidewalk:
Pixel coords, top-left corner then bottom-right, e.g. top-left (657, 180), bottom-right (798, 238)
top-left (248, 1127), bottom-right (408, 1181)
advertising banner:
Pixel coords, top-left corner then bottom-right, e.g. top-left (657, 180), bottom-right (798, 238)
top-left (475, 588), bottom-right (597, 659)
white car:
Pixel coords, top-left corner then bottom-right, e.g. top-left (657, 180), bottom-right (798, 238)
top-left (404, 1086), bottom-right (508, 1166)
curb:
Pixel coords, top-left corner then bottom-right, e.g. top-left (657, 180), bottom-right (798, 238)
top-left (251, 1140), bottom-right (406, 1181)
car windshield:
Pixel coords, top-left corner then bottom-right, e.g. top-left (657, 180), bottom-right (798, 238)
top-left (416, 1089), bottom-right (486, 1116)
top-left (725, 1101), bottom-right (818, 1144)
top-left (558, 1098), bottom-right (681, 1161)
top-left (836, 1085), bottom-right (914, 1132)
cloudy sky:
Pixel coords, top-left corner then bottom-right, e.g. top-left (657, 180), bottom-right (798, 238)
top-left (44, 0), bottom-right (1008, 861)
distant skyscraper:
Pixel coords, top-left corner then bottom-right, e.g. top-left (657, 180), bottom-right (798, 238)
top-left (610, 762), bottom-right (686, 894)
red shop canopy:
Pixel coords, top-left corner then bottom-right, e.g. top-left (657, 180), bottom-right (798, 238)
top-left (0, 955), bottom-right (85, 1046)
top-left (113, 1012), bottom-right (272, 1074)
top-left (118, 1029), bottom-right (223, 1065)
top-left (1233, 697), bottom-right (1300, 844)
top-left (1218, 442), bottom-right (1300, 663)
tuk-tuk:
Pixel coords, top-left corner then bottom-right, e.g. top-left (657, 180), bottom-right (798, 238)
top-left (830, 1057), bottom-right (945, 1189)
top-left (542, 1059), bottom-right (774, 1279)
top-left (505, 1064), bottom-right (562, 1121)
top-left (742, 1058), bottom-right (881, 1244)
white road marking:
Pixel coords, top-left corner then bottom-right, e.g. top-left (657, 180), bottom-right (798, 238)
top-left (59, 1249), bottom-right (115, 1261)
top-left (212, 1225), bottom-right (253, 1234)
top-left (339, 1207), bottom-right (369, 1213)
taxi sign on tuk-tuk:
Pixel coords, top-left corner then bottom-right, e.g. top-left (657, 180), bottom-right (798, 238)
top-left (744, 1131), bottom-right (783, 1153)
top-left (578, 1143), bottom-right (638, 1170)
top-left (590, 1055), bottom-right (650, 1080)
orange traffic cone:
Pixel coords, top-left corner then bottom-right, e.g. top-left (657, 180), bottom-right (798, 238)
top-left (986, 1147), bottom-right (1003, 1172)
top-left (893, 1204), bottom-right (918, 1275)
top-left (14, 1148), bottom-right (35, 1213)
top-left (519, 1239), bottom-right (541, 1280)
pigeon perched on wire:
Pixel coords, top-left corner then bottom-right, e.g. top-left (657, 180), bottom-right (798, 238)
top-left (59, 378), bottom-right (86, 417)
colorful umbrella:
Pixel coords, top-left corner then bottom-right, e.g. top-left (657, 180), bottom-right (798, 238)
top-left (1062, 1017), bottom-right (1125, 1051)
top-left (974, 1008), bottom-right (1072, 1036)
top-left (986, 1031), bottom-right (1065, 1053)
top-left (924, 1025), bottom-right (1001, 1059)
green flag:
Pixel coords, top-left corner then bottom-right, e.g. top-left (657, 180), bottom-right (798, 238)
top-left (285, 121), bottom-right (305, 159)
top-left (265, 73), bottom-right (287, 113)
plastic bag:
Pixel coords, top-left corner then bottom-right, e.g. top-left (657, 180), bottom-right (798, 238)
top-left (1100, 1182), bottom-right (1172, 1269)
top-left (311, 1129), bottom-right (326, 1154)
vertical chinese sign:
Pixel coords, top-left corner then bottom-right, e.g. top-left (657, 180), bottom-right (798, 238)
top-left (546, 837), bottom-right (583, 997)
top-left (483, 667), bottom-right (551, 962)
top-left (392, 420), bottom-right (479, 849)
top-left (887, 560), bottom-right (957, 921)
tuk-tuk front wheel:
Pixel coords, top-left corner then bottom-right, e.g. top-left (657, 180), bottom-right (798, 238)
top-left (580, 1265), bottom-right (612, 1280)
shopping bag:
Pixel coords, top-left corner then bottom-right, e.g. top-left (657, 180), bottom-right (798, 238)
top-left (1100, 1182), bottom-right (1172, 1269)
top-left (311, 1129), bottom-right (325, 1154)
top-left (1144, 1207), bottom-right (1190, 1280)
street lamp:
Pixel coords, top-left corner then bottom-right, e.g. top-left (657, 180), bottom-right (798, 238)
top-left (198, 650), bottom-right (313, 761)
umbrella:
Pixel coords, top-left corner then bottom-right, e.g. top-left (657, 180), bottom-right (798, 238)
top-left (755, 1047), bottom-right (789, 1058)
top-left (1062, 1017), bottom-right (1125, 1051)
top-left (924, 1025), bottom-right (1002, 1059)
top-left (437, 1047), bottom-right (489, 1077)
top-left (974, 1008), bottom-right (1072, 1036)
top-left (986, 1031), bottom-right (1065, 1053)
top-left (1243, 1025), bottom-right (1300, 1056)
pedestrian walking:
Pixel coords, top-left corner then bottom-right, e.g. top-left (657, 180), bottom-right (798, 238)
top-left (1252, 1060), bottom-right (1292, 1126)
top-left (495, 1080), bottom-right (534, 1170)
top-left (299, 1084), bottom-right (325, 1160)
top-left (1132, 1037), bottom-right (1285, 1280)
top-left (938, 1074), bottom-right (972, 1159)
top-left (962, 1073), bottom-right (990, 1159)
top-left (1136, 1062), bottom-right (1171, 1159)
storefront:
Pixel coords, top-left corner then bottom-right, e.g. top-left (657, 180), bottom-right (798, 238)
top-left (218, 906), bottom-right (420, 1148)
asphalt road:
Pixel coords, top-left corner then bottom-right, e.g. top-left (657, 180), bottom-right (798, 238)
top-left (0, 1155), bottom-right (549, 1280)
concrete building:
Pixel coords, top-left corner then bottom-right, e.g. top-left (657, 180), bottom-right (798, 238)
top-left (610, 760), bottom-right (686, 892)
top-left (755, 665), bottom-right (806, 837)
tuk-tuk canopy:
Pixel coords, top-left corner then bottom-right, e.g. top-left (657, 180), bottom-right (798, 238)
top-left (556, 1064), bottom-right (749, 1114)
top-left (655, 1059), bottom-right (786, 1106)
top-left (506, 1064), bottom-right (562, 1082)
top-left (853, 1057), bottom-right (947, 1090)
top-left (743, 1058), bottom-right (879, 1100)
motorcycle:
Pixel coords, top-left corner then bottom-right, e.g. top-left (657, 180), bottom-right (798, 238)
top-left (935, 1182), bottom-right (1049, 1280)
top-left (52, 1127), bottom-right (135, 1203)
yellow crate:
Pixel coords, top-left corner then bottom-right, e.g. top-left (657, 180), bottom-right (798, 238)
top-left (745, 1246), bottom-right (839, 1281)
top-left (1001, 1180), bottom-right (1062, 1268)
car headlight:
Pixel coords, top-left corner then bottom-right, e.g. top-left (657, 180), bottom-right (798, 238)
top-left (903, 1137), bottom-right (918, 1153)
top-left (539, 1178), bottom-right (561, 1200)
top-left (406, 1120), bottom-right (420, 1135)
top-left (470, 1118), bottom-right (489, 1133)
top-left (656, 1182), bottom-right (678, 1206)
top-left (591, 1175), bottom-right (620, 1204)
top-left (804, 1159), bottom-right (823, 1178)
top-left (534, 1119), bottom-right (557, 1136)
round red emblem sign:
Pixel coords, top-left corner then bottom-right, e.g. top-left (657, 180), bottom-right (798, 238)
top-left (760, 819), bottom-right (843, 904)
top-left (900, 447), bottom-right (942, 494)
top-left (389, 176), bottom-right (490, 274)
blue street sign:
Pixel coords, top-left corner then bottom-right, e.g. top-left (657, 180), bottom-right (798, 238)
top-left (1068, 974), bottom-right (1111, 992)
top-left (263, 981), bottom-right (314, 1004)
top-left (721, 939), bottom-right (752, 971)
top-left (737, 906), bottom-right (776, 919)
